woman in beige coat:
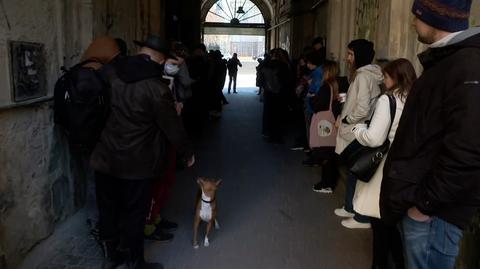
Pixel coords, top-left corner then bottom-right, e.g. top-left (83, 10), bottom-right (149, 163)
top-left (333, 39), bottom-right (383, 228)
top-left (352, 58), bottom-right (417, 269)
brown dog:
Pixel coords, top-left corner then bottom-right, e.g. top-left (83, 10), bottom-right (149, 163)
top-left (193, 177), bottom-right (221, 248)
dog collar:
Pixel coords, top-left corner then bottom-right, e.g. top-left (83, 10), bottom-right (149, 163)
top-left (201, 192), bottom-right (215, 203)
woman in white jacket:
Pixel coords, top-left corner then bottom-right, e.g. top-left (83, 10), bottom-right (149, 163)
top-left (351, 58), bottom-right (417, 269)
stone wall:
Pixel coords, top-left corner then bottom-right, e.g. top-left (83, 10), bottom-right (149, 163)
top-left (0, 1), bottom-right (95, 268)
top-left (0, 0), bottom-right (168, 268)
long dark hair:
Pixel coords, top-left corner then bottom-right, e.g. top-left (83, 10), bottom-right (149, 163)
top-left (382, 58), bottom-right (417, 101)
top-left (323, 60), bottom-right (339, 100)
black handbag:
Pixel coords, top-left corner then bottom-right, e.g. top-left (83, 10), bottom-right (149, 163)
top-left (339, 94), bottom-right (396, 182)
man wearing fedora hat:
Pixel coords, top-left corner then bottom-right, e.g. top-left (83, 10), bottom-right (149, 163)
top-left (380, 1), bottom-right (480, 268)
top-left (91, 34), bottom-right (195, 269)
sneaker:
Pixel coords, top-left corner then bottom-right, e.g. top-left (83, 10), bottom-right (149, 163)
top-left (157, 219), bottom-right (178, 233)
top-left (144, 230), bottom-right (174, 243)
top-left (290, 145), bottom-right (304, 151)
top-left (341, 218), bottom-right (371, 229)
top-left (334, 207), bottom-right (355, 218)
top-left (312, 183), bottom-right (333, 194)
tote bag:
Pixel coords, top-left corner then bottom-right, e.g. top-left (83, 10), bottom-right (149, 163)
top-left (309, 88), bottom-right (337, 148)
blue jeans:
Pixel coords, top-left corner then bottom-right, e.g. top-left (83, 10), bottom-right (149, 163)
top-left (345, 173), bottom-right (370, 223)
top-left (400, 215), bottom-right (463, 269)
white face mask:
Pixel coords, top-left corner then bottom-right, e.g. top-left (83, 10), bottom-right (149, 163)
top-left (164, 63), bottom-right (180, 76)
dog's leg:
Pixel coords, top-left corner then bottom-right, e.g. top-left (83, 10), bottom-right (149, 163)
top-left (193, 216), bottom-right (201, 249)
top-left (204, 220), bottom-right (213, 247)
top-left (215, 219), bottom-right (220, 230)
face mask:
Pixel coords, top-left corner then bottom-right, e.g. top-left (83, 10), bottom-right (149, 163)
top-left (164, 63), bottom-right (180, 76)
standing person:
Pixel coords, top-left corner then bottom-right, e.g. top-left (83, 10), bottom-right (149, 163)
top-left (302, 50), bottom-right (324, 166)
top-left (227, 53), bottom-right (242, 94)
top-left (90, 35), bottom-right (195, 269)
top-left (262, 48), bottom-right (292, 144)
top-left (71, 36), bottom-right (121, 241)
top-left (310, 60), bottom-right (341, 193)
top-left (352, 58), bottom-right (417, 269)
top-left (380, 1), bottom-right (480, 268)
top-left (334, 39), bottom-right (383, 229)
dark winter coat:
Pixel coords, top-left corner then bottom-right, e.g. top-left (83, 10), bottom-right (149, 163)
top-left (90, 54), bottom-right (193, 179)
top-left (380, 28), bottom-right (480, 229)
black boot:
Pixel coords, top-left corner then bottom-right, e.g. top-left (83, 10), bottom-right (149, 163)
top-left (101, 240), bottom-right (123, 269)
top-left (116, 249), bottom-right (163, 269)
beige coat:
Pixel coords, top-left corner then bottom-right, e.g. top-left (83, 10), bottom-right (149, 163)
top-left (335, 64), bottom-right (383, 154)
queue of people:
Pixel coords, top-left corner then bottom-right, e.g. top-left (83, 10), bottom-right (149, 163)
top-left (255, 1), bottom-right (480, 268)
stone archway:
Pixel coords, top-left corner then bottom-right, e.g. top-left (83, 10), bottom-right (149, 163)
top-left (201, 0), bottom-right (273, 25)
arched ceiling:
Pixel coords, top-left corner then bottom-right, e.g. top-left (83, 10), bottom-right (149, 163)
top-left (201, 0), bottom-right (273, 25)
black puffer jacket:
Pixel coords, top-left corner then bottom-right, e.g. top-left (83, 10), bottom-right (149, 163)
top-left (91, 54), bottom-right (193, 179)
top-left (380, 28), bottom-right (480, 229)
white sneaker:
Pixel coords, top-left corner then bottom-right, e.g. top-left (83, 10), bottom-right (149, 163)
top-left (334, 207), bottom-right (355, 218)
top-left (341, 217), bottom-right (371, 229)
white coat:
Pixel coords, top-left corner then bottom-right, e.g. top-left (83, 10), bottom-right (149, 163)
top-left (351, 92), bottom-right (405, 218)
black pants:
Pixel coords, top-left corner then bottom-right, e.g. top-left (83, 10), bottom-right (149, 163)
top-left (95, 172), bottom-right (153, 258)
top-left (371, 218), bottom-right (405, 269)
top-left (228, 73), bottom-right (237, 93)
top-left (262, 91), bottom-right (285, 141)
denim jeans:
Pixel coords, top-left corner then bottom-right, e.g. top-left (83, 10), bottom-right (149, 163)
top-left (400, 215), bottom-right (463, 269)
top-left (345, 173), bottom-right (370, 223)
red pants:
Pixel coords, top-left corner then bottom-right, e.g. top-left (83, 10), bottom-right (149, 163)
top-left (145, 147), bottom-right (176, 224)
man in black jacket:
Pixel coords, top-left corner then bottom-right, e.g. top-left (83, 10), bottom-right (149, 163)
top-left (91, 35), bottom-right (195, 269)
top-left (380, 1), bottom-right (480, 268)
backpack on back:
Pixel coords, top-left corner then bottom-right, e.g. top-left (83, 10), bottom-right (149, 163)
top-left (54, 60), bottom-right (109, 150)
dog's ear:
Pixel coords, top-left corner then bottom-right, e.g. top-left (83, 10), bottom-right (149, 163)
top-left (197, 177), bottom-right (204, 186)
top-left (215, 179), bottom-right (222, 186)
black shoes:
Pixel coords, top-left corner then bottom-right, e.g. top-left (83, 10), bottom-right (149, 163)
top-left (157, 219), bottom-right (178, 233)
top-left (144, 229), bottom-right (174, 243)
top-left (302, 157), bottom-right (322, 167)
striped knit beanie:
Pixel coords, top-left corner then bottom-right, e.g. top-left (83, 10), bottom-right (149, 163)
top-left (412, 0), bottom-right (472, 32)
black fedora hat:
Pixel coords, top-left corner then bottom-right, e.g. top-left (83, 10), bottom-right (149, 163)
top-left (133, 35), bottom-right (174, 58)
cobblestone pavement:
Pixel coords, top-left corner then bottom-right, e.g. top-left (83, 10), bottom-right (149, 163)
top-left (22, 91), bottom-right (372, 269)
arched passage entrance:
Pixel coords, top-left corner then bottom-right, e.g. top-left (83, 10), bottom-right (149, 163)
top-left (200, 0), bottom-right (273, 53)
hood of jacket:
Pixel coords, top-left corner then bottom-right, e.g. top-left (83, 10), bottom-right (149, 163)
top-left (114, 54), bottom-right (165, 83)
top-left (356, 64), bottom-right (384, 84)
top-left (419, 27), bottom-right (480, 69)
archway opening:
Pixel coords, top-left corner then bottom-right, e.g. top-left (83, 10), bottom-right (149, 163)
top-left (202, 0), bottom-right (267, 91)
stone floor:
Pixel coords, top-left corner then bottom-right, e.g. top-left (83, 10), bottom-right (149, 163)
top-left (21, 89), bottom-right (372, 269)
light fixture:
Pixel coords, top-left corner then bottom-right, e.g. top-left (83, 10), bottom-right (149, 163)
top-left (236, 6), bottom-right (245, 14)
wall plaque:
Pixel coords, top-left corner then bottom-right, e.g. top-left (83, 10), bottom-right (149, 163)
top-left (9, 41), bottom-right (47, 102)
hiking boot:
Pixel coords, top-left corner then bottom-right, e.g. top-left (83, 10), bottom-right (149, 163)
top-left (101, 240), bottom-right (123, 269)
top-left (157, 219), bottom-right (178, 233)
top-left (312, 182), bottom-right (333, 194)
top-left (116, 249), bottom-right (163, 269)
top-left (144, 230), bottom-right (173, 243)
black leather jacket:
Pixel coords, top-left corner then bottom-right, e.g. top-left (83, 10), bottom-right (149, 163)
top-left (91, 55), bottom-right (193, 179)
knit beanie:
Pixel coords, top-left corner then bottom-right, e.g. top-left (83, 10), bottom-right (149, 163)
top-left (412, 0), bottom-right (472, 32)
top-left (348, 39), bottom-right (375, 69)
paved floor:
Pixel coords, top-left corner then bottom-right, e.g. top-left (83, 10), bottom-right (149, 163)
top-left (21, 90), bottom-right (372, 269)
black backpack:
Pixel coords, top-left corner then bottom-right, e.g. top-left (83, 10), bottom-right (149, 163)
top-left (54, 60), bottom-right (110, 150)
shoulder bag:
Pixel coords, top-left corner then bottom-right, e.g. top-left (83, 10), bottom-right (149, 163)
top-left (339, 94), bottom-right (396, 182)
